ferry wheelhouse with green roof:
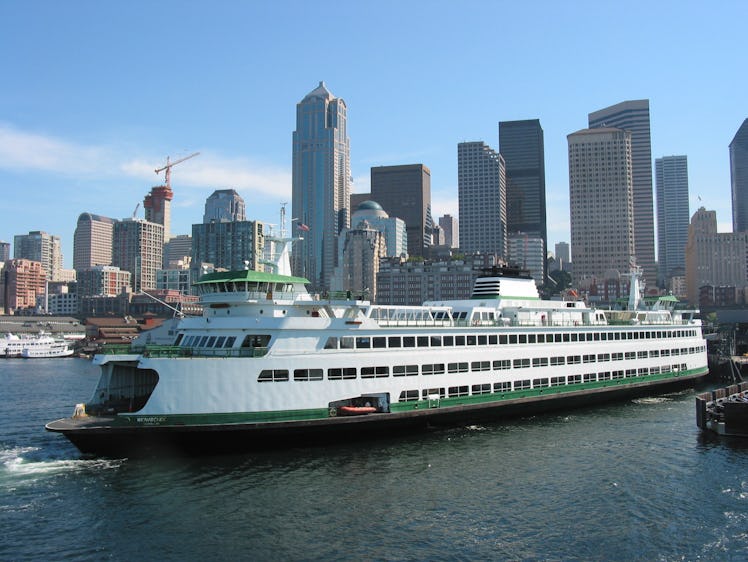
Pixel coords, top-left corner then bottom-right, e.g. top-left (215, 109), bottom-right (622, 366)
top-left (47, 234), bottom-right (709, 456)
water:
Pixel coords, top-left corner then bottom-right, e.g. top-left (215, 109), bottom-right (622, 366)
top-left (2, 358), bottom-right (748, 561)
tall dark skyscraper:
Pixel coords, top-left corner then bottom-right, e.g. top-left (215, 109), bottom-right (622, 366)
top-left (370, 164), bottom-right (432, 258)
top-left (730, 118), bottom-right (748, 233)
top-left (499, 119), bottom-right (547, 280)
top-left (589, 100), bottom-right (656, 285)
top-left (655, 155), bottom-right (689, 286)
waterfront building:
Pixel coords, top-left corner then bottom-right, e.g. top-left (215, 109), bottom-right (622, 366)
top-left (76, 265), bottom-right (131, 298)
top-left (567, 127), bottom-right (635, 282)
top-left (0, 241), bottom-right (10, 261)
top-left (376, 254), bottom-right (500, 306)
top-left (730, 118), bottom-right (748, 232)
top-left (203, 189), bottom-right (246, 223)
top-left (156, 266), bottom-right (192, 295)
top-left (73, 213), bottom-right (116, 272)
top-left (655, 155), bottom-right (690, 287)
top-left (332, 220), bottom-right (387, 302)
top-left (191, 220), bottom-right (265, 274)
top-left (685, 207), bottom-right (748, 306)
top-left (507, 232), bottom-right (545, 286)
top-left (457, 142), bottom-right (507, 258)
top-left (112, 218), bottom-right (164, 292)
top-left (589, 100), bottom-right (656, 285)
top-left (144, 185), bottom-right (173, 242)
top-left (499, 119), bottom-right (547, 281)
top-left (13, 230), bottom-right (63, 282)
top-left (292, 81), bottom-right (351, 292)
top-left (41, 287), bottom-right (78, 316)
top-left (370, 164), bottom-right (432, 258)
top-left (1, 259), bottom-right (46, 314)
top-left (438, 215), bottom-right (459, 249)
top-left (555, 242), bottom-right (570, 271)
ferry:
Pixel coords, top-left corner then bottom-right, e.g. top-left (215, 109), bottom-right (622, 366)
top-left (3, 333), bottom-right (74, 358)
top-left (47, 232), bottom-right (709, 456)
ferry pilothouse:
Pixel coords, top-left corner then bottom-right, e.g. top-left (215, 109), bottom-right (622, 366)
top-left (47, 227), bottom-right (709, 456)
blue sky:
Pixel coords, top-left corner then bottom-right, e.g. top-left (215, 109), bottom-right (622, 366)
top-left (1, 0), bottom-right (746, 268)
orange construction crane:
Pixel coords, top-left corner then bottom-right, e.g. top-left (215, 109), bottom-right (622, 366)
top-left (155, 152), bottom-right (200, 189)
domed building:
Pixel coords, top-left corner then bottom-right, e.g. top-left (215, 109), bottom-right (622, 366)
top-left (349, 201), bottom-right (407, 258)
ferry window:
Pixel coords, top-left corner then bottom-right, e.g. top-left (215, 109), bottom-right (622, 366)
top-left (611, 370), bottom-right (623, 379)
top-left (403, 337), bottom-right (415, 348)
top-left (626, 369), bottom-right (637, 378)
top-left (206, 336), bottom-right (217, 347)
top-left (625, 352), bottom-right (635, 360)
top-left (514, 379), bottom-right (531, 390)
top-left (422, 388), bottom-right (445, 399)
top-left (600, 333), bottom-right (607, 341)
top-left (567, 355), bottom-right (581, 364)
top-left (198, 336), bottom-right (209, 347)
top-left (598, 372), bottom-right (611, 380)
top-left (555, 334), bottom-right (562, 343)
top-left (324, 337), bottom-right (339, 350)
top-left (527, 334), bottom-right (536, 344)
top-left (649, 350), bottom-right (660, 358)
top-left (442, 335), bottom-right (454, 346)
top-left (533, 378), bottom-right (549, 388)
top-left (417, 336), bottom-right (429, 347)
top-left (393, 365), bottom-right (418, 377)
top-left (563, 334), bottom-right (570, 342)
top-left (570, 334), bottom-right (578, 342)
top-left (241, 335), bottom-right (271, 348)
top-left (430, 336), bottom-right (442, 347)
top-left (551, 356), bottom-right (565, 366)
top-left (661, 349), bottom-right (670, 356)
top-left (583, 354), bottom-right (595, 363)
top-left (361, 366), bottom-right (389, 378)
top-left (489, 335), bottom-right (498, 345)
top-left (455, 336), bottom-right (466, 346)
top-left (328, 367), bottom-right (357, 380)
top-left (258, 369), bottom-right (289, 382)
top-left (182, 336), bottom-right (193, 347)
top-left (373, 337), bottom-right (387, 349)
top-left (225, 336), bottom-right (236, 348)
top-left (614, 333), bottom-right (621, 341)
top-left (448, 362), bottom-right (469, 373)
top-left (341, 337), bottom-right (354, 349)
top-left (597, 353), bottom-right (610, 362)
top-left (680, 348), bottom-right (689, 355)
top-left (494, 381), bottom-right (511, 392)
top-left (637, 351), bottom-right (647, 359)
top-left (593, 333), bottom-right (600, 341)
top-left (532, 357), bottom-right (548, 367)
top-left (587, 333), bottom-right (594, 341)
top-left (509, 335), bottom-right (518, 344)
top-left (448, 386), bottom-right (469, 397)
top-left (568, 375), bottom-right (582, 384)
top-left (472, 384), bottom-right (491, 395)
top-left (174, 334), bottom-right (184, 346)
top-left (215, 336), bottom-right (226, 348)
top-left (550, 376), bottom-right (565, 386)
top-left (493, 359), bottom-right (511, 370)
top-left (513, 358), bottom-right (530, 369)
top-left (422, 363), bottom-right (445, 375)
top-left (471, 361), bottom-right (491, 371)
top-left (500, 335), bottom-right (508, 344)
top-left (388, 336), bottom-right (401, 348)
top-left (478, 335), bottom-right (488, 345)
top-left (612, 352), bottom-right (623, 361)
top-left (638, 367), bottom-right (649, 375)
top-left (294, 369), bottom-right (323, 381)
top-left (518, 335), bottom-right (527, 344)
top-left (467, 335), bottom-right (477, 346)
top-left (671, 349), bottom-right (679, 356)
top-left (536, 334), bottom-right (545, 343)
top-left (356, 337), bottom-right (371, 349)
top-left (583, 373), bottom-right (597, 383)
top-left (399, 390), bottom-right (419, 402)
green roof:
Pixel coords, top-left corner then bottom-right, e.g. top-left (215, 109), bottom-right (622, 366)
top-left (195, 269), bottom-right (310, 286)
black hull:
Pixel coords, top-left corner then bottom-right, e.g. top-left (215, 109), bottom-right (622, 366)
top-left (48, 373), bottom-right (707, 458)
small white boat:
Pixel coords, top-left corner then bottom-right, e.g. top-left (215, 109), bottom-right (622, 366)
top-left (3, 333), bottom-right (74, 358)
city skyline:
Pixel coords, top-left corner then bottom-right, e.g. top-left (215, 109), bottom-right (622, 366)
top-left (1, 2), bottom-right (746, 269)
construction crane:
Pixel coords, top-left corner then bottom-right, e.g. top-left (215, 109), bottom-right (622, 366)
top-left (154, 152), bottom-right (200, 189)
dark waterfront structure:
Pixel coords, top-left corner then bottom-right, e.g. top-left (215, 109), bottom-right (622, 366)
top-left (499, 119), bottom-right (547, 281)
top-left (730, 118), bottom-right (748, 233)
top-left (370, 164), bottom-right (432, 258)
top-left (589, 100), bottom-right (656, 285)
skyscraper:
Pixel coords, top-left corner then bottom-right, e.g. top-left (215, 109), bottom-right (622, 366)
top-left (589, 100), bottom-right (656, 284)
top-left (73, 213), bottom-right (116, 272)
top-left (655, 155), bottom-right (690, 285)
top-left (203, 189), bottom-right (246, 223)
top-left (13, 230), bottom-right (63, 281)
top-left (438, 215), bottom-right (459, 248)
top-left (112, 218), bottom-right (164, 292)
top-left (730, 118), bottom-right (748, 232)
top-left (370, 164), bottom-right (432, 258)
top-left (457, 142), bottom-right (507, 258)
top-left (499, 119), bottom-right (547, 280)
top-left (567, 128), bottom-right (635, 281)
top-left (292, 81), bottom-right (351, 291)
top-left (144, 185), bottom-right (173, 242)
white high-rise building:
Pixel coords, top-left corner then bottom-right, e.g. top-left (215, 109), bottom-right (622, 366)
top-left (13, 230), bottom-right (63, 281)
top-left (457, 142), bottom-right (506, 258)
top-left (439, 214), bottom-right (459, 248)
top-left (292, 81), bottom-right (351, 292)
top-left (567, 127), bottom-right (635, 281)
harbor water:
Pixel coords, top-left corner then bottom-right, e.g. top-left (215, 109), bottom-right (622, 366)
top-left (2, 358), bottom-right (748, 561)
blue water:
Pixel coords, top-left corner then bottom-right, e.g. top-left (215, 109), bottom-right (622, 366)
top-left (2, 358), bottom-right (748, 561)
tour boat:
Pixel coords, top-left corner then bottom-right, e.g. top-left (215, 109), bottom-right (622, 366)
top-left (3, 333), bottom-right (74, 358)
top-left (46, 229), bottom-right (709, 456)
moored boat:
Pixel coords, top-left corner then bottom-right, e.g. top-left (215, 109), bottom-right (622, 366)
top-left (3, 333), bottom-right (74, 358)
top-left (46, 229), bottom-right (709, 456)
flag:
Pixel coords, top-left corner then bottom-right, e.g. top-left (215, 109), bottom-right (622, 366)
top-left (296, 223), bottom-right (310, 232)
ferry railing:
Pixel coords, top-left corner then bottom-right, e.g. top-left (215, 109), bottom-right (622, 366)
top-left (97, 344), bottom-right (270, 358)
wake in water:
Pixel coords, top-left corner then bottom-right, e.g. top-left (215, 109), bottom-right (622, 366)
top-left (1, 445), bottom-right (123, 487)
